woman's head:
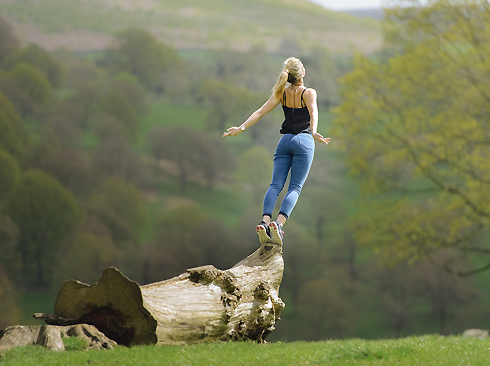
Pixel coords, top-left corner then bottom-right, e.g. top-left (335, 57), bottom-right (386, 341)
top-left (272, 57), bottom-right (305, 102)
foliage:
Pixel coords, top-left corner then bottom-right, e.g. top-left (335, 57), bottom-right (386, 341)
top-left (142, 204), bottom-right (239, 282)
top-left (0, 92), bottom-right (28, 162)
top-left (99, 89), bottom-right (139, 138)
top-left (91, 136), bottom-right (147, 187)
top-left (52, 228), bottom-right (122, 287)
top-left (99, 28), bottom-right (183, 90)
top-left (301, 46), bottom-right (340, 108)
top-left (2, 336), bottom-right (490, 366)
top-left (235, 146), bottom-right (273, 204)
top-left (0, 15), bottom-right (20, 65)
top-left (33, 146), bottom-right (92, 197)
top-left (0, 214), bottom-right (21, 285)
top-left (331, 0), bottom-right (490, 276)
top-left (193, 132), bottom-right (235, 191)
top-left (4, 44), bottom-right (64, 87)
top-left (2, 170), bottom-right (82, 287)
top-left (0, 267), bottom-right (20, 329)
top-left (200, 80), bottom-right (263, 133)
top-left (0, 149), bottom-right (21, 202)
top-left (86, 177), bottom-right (148, 243)
top-left (9, 63), bottom-right (52, 105)
top-left (149, 125), bottom-right (204, 193)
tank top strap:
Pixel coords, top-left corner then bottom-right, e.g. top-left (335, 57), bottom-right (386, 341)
top-left (300, 88), bottom-right (307, 107)
top-left (282, 91), bottom-right (286, 105)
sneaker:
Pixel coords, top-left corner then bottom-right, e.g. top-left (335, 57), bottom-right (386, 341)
top-left (269, 221), bottom-right (284, 245)
top-left (256, 221), bottom-right (271, 244)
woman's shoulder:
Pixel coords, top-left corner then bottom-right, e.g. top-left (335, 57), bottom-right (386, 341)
top-left (303, 88), bottom-right (317, 99)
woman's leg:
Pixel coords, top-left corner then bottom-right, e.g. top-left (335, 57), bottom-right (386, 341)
top-left (262, 136), bottom-right (292, 219)
top-left (277, 134), bottom-right (314, 220)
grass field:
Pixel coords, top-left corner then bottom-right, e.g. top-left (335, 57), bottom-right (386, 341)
top-left (1, 335), bottom-right (489, 366)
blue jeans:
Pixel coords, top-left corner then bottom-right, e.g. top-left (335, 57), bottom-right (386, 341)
top-left (263, 133), bottom-right (315, 220)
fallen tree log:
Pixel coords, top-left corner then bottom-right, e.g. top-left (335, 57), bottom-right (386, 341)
top-left (37, 237), bottom-right (285, 346)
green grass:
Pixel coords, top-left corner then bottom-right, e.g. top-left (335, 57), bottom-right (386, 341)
top-left (62, 337), bottom-right (88, 352)
top-left (136, 101), bottom-right (210, 153)
top-left (1, 335), bottom-right (489, 366)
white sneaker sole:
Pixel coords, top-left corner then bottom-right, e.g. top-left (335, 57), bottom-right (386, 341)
top-left (269, 222), bottom-right (283, 246)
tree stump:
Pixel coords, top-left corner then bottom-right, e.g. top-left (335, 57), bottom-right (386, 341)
top-left (0, 324), bottom-right (116, 352)
top-left (38, 239), bottom-right (284, 346)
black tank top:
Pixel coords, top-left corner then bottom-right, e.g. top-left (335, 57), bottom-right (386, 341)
top-left (280, 88), bottom-right (312, 135)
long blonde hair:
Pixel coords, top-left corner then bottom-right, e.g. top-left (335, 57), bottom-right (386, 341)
top-left (272, 57), bottom-right (305, 102)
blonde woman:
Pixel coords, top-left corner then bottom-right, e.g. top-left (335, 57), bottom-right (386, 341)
top-left (223, 57), bottom-right (330, 244)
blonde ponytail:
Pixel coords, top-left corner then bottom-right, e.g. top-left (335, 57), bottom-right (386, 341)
top-left (272, 57), bottom-right (305, 102)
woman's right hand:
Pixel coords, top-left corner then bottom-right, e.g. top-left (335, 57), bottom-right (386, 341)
top-left (313, 132), bottom-right (330, 145)
top-left (222, 127), bottom-right (242, 137)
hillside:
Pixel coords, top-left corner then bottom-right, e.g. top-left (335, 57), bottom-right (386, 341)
top-left (0, 0), bottom-right (383, 55)
top-left (343, 8), bottom-right (386, 20)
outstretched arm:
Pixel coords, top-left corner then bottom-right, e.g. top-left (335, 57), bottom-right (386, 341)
top-left (222, 93), bottom-right (280, 137)
top-left (304, 89), bottom-right (330, 145)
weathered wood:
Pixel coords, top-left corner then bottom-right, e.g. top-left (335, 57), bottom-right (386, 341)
top-left (43, 239), bottom-right (285, 346)
top-left (0, 324), bottom-right (116, 352)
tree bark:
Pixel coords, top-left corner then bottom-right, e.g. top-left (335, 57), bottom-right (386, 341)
top-left (40, 238), bottom-right (285, 346)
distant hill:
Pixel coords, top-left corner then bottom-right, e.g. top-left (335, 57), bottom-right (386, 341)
top-left (342, 8), bottom-right (386, 20)
top-left (0, 0), bottom-right (383, 55)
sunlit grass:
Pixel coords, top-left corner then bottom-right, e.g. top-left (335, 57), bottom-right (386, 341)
top-left (1, 335), bottom-right (489, 366)
top-left (136, 101), bottom-right (210, 154)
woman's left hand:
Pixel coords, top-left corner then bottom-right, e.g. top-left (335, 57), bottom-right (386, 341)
top-left (313, 132), bottom-right (330, 145)
top-left (222, 127), bottom-right (242, 137)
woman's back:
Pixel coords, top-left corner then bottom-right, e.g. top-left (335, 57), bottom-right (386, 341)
top-left (282, 86), bottom-right (308, 109)
top-left (280, 86), bottom-right (311, 135)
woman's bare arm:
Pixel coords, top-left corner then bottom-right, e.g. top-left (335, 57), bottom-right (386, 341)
top-left (304, 88), bottom-right (330, 145)
top-left (222, 93), bottom-right (280, 137)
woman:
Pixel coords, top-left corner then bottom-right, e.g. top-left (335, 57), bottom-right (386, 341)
top-left (223, 57), bottom-right (330, 244)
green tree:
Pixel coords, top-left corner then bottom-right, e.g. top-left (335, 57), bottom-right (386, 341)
top-left (99, 89), bottom-right (139, 138)
top-left (86, 177), bottom-right (147, 243)
top-left (35, 147), bottom-right (91, 197)
top-left (0, 16), bottom-right (19, 65)
top-left (0, 214), bottom-right (20, 283)
top-left (200, 80), bottom-right (259, 133)
top-left (53, 230), bottom-right (122, 286)
top-left (4, 44), bottom-right (64, 87)
top-left (0, 267), bottom-right (20, 328)
top-left (0, 149), bottom-right (21, 202)
top-left (91, 136), bottom-right (147, 186)
top-left (3, 170), bottom-right (81, 287)
top-left (149, 125), bottom-right (202, 193)
top-left (302, 46), bottom-right (339, 108)
top-left (9, 62), bottom-right (52, 105)
top-left (0, 92), bottom-right (28, 163)
top-left (99, 28), bottom-right (183, 90)
top-left (194, 132), bottom-right (235, 191)
top-left (111, 73), bottom-right (147, 113)
top-left (142, 204), bottom-right (236, 283)
top-left (331, 0), bottom-right (490, 276)
top-left (235, 146), bottom-right (272, 204)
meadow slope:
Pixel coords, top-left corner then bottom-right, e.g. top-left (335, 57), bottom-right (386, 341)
top-left (0, 0), bottom-right (382, 54)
